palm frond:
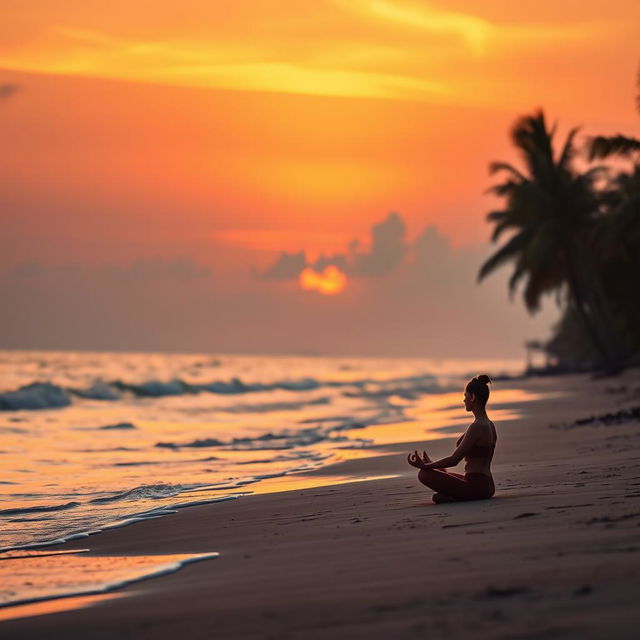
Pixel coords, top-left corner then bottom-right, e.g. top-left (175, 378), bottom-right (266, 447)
top-left (507, 259), bottom-right (527, 297)
top-left (486, 210), bottom-right (508, 222)
top-left (491, 218), bottom-right (517, 242)
top-left (582, 165), bottom-right (609, 181)
top-left (587, 135), bottom-right (640, 160)
top-left (509, 110), bottom-right (560, 188)
top-left (485, 179), bottom-right (520, 197)
top-left (610, 193), bottom-right (640, 233)
top-left (477, 230), bottom-right (532, 282)
top-left (486, 208), bottom-right (532, 242)
top-left (522, 279), bottom-right (544, 313)
top-left (523, 267), bottom-right (557, 313)
top-left (557, 127), bottom-right (580, 171)
top-left (488, 162), bottom-right (525, 181)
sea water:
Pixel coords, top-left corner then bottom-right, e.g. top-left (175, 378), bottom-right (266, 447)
top-left (0, 350), bottom-right (525, 553)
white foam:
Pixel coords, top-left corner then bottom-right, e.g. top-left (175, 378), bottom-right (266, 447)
top-left (0, 495), bottom-right (241, 554)
top-left (0, 382), bottom-right (71, 410)
top-left (70, 381), bottom-right (120, 400)
top-left (0, 551), bottom-right (219, 609)
top-left (0, 371), bottom-right (446, 411)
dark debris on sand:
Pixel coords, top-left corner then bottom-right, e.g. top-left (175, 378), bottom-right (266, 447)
top-left (550, 406), bottom-right (640, 430)
top-left (479, 586), bottom-right (531, 599)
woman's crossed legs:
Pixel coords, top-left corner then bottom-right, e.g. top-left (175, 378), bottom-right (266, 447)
top-left (418, 469), bottom-right (494, 501)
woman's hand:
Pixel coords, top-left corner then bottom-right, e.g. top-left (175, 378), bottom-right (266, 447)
top-left (407, 450), bottom-right (430, 469)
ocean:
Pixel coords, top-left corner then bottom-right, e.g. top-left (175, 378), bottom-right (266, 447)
top-left (0, 350), bottom-right (526, 554)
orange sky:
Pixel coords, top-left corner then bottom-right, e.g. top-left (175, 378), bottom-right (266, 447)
top-left (1, 1), bottom-right (639, 356)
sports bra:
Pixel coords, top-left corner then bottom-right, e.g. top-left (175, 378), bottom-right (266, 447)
top-left (459, 420), bottom-right (496, 458)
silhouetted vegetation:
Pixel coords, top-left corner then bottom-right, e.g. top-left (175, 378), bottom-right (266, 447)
top-left (587, 67), bottom-right (640, 162)
top-left (480, 71), bottom-right (640, 373)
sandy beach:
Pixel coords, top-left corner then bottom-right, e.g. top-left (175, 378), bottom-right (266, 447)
top-left (2, 370), bottom-right (639, 639)
top-left (4, 2), bottom-right (640, 636)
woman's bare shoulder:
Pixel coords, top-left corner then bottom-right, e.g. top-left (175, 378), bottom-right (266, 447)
top-left (469, 416), bottom-right (492, 426)
top-left (470, 418), bottom-right (496, 437)
top-left (471, 417), bottom-right (494, 426)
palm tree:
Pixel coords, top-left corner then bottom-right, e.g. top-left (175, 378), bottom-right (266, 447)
top-left (586, 68), bottom-right (640, 360)
top-left (595, 164), bottom-right (640, 269)
top-left (588, 134), bottom-right (640, 160)
top-left (587, 65), bottom-right (640, 161)
top-left (478, 110), bottom-right (623, 371)
top-left (591, 164), bottom-right (640, 359)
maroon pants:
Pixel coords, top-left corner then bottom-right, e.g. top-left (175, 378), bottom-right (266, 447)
top-left (418, 469), bottom-right (495, 501)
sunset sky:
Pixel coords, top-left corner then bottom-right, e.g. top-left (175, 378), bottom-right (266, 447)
top-left (1, 1), bottom-right (639, 357)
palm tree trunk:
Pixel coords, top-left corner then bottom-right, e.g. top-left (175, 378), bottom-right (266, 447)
top-left (566, 270), bottom-right (612, 367)
top-left (566, 241), bottom-right (623, 372)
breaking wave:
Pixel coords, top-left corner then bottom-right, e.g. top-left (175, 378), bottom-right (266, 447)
top-left (0, 373), bottom-right (442, 411)
top-left (0, 382), bottom-right (71, 410)
top-left (152, 412), bottom-right (400, 451)
top-left (0, 502), bottom-right (80, 517)
top-left (89, 484), bottom-right (193, 504)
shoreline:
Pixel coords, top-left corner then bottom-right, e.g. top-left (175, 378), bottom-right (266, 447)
top-left (2, 370), bottom-right (640, 638)
top-left (0, 379), bottom-right (533, 555)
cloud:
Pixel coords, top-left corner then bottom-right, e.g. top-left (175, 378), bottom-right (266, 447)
top-left (409, 224), bottom-right (467, 291)
top-left (12, 257), bottom-right (211, 281)
top-left (4, 22), bottom-right (447, 102)
top-left (258, 211), bottom-right (409, 281)
top-left (107, 257), bottom-right (211, 281)
top-left (1, 221), bottom-right (559, 358)
top-left (336, 0), bottom-right (491, 54)
top-left (258, 250), bottom-right (307, 280)
top-left (309, 252), bottom-right (350, 274)
top-left (1, 2), bottom-right (611, 106)
top-left (0, 83), bottom-right (21, 100)
top-left (349, 211), bottom-right (407, 277)
top-left (412, 225), bottom-right (452, 268)
top-left (12, 260), bottom-right (80, 277)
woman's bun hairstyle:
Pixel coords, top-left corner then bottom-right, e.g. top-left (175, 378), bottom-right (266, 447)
top-left (466, 374), bottom-right (492, 405)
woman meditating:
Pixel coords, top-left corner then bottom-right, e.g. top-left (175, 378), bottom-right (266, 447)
top-left (408, 374), bottom-right (496, 503)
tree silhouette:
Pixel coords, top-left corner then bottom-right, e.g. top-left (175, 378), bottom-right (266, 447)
top-left (587, 65), bottom-right (640, 160)
top-left (478, 110), bottom-right (622, 371)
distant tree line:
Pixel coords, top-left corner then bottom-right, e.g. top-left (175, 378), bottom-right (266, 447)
top-left (479, 70), bottom-right (640, 374)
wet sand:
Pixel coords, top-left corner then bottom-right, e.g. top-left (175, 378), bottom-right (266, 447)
top-left (2, 371), bottom-right (640, 639)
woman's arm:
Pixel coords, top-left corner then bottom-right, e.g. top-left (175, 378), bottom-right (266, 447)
top-left (421, 454), bottom-right (458, 470)
top-left (420, 426), bottom-right (479, 470)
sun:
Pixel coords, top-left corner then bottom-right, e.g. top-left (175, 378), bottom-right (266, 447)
top-left (298, 265), bottom-right (347, 295)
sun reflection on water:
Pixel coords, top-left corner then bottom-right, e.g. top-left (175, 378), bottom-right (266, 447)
top-left (0, 549), bottom-right (218, 610)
